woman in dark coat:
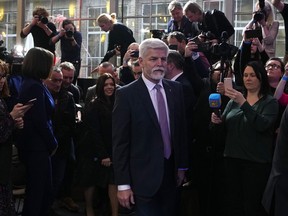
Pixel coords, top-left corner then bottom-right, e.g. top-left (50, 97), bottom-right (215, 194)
top-left (76, 73), bottom-right (117, 216)
top-left (17, 47), bottom-right (58, 216)
top-left (0, 60), bottom-right (31, 216)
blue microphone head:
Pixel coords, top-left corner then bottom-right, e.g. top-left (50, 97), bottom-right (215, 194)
top-left (209, 93), bottom-right (221, 108)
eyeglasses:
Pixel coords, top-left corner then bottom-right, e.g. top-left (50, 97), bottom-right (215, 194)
top-left (265, 64), bottom-right (281, 70)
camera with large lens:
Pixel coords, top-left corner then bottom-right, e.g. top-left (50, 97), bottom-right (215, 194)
top-left (253, 0), bottom-right (266, 22)
top-left (39, 16), bottom-right (48, 24)
top-left (0, 42), bottom-right (24, 74)
top-left (0, 46), bottom-right (8, 61)
top-left (150, 30), bottom-right (165, 39)
top-left (188, 36), bottom-right (211, 53)
top-left (210, 31), bottom-right (238, 60)
top-left (253, 11), bottom-right (265, 22)
top-left (65, 30), bottom-right (74, 38)
top-left (106, 44), bottom-right (121, 59)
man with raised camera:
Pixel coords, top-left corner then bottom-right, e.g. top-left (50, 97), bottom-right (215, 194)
top-left (21, 7), bottom-right (57, 55)
top-left (167, 1), bottom-right (198, 39)
top-left (51, 19), bottom-right (82, 84)
top-left (183, 2), bottom-right (234, 47)
top-left (167, 31), bottom-right (210, 81)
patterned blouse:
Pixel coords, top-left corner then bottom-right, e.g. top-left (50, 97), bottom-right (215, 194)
top-left (0, 98), bottom-right (14, 144)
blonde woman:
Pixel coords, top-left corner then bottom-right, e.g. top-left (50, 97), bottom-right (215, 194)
top-left (243, 0), bottom-right (279, 57)
top-left (97, 13), bottom-right (136, 64)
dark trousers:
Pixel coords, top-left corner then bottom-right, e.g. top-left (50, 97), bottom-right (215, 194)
top-left (20, 151), bottom-right (53, 216)
top-left (135, 158), bottom-right (177, 216)
top-left (58, 156), bottom-right (75, 198)
top-left (224, 157), bottom-right (270, 216)
top-left (271, 174), bottom-right (288, 216)
top-left (50, 156), bottom-right (67, 204)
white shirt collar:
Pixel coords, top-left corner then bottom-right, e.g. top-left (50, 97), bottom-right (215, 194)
top-left (170, 72), bottom-right (183, 81)
top-left (142, 74), bottom-right (163, 91)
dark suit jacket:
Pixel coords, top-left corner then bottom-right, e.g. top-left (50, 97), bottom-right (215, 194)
top-left (262, 106), bottom-right (288, 216)
top-left (112, 77), bottom-right (188, 197)
top-left (175, 73), bottom-right (196, 146)
top-left (85, 84), bottom-right (97, 107)
top-left (52, 89), bottom-right (76, 159)
top-left (175, 73), bottom-right (196, 115)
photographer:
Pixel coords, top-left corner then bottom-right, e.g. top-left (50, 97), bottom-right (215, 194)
top-left (272, 0), bottom-right (288, 63)
top-left (234, 33), bottom-right (269, 87)
top-left (51, 19), bottom-right (82, 84)
top-left (243, 0), bottom-right (279, 57)
top-left (97, 13), bottom-right (136, 65)
top-left (167, 31), bottom-right (210, 79)
top-left (183, 1), bottom-right (235, 65)
top-left (183, 1), bottom-right (234, 42)
top-left (118, 42), bottom-right (139, 85)
top-left (20, 7), bottom-right (57, 55)
top-left (167, 1), bottom-right (199, 38)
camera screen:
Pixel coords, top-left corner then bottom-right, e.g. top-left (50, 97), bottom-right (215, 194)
top-left (168, 45), bottom-right (178, 50)
top-left (245, 29), bottom-right (262, 39)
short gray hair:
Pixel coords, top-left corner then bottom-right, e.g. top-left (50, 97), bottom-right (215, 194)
top-left (168, 1), bottom-right (183, 13)
top-left (59, 61), bottom-right (75, 71)
top-left (139, 38), bottom-right (169, 58)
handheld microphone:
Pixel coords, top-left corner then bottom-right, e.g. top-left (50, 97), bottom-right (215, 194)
top-left (209, 93), bottom-right (221, 117)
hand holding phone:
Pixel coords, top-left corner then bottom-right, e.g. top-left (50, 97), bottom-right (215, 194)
top-left (224, 78), bottom-right (233, 92)
top-left (25, 98), bottom-right (37, 105)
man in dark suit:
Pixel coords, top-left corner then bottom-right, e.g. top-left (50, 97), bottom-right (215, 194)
top-left (165, 50), bottom-right (198, 216)
top-left (262, 106), bottom-right (288, 216)
top-left (43, 67), bottom-right (76, 214)
top-left (112, 38), bottom-right (189, 216)
top-left (165, 50), bottom-right (196, 113)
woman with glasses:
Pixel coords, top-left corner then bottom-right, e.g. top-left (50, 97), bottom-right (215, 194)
top-left (265, 57), bottom-right (285, 93)
top-left (0, 60), bottom-right (32, 216)
top-left (211, 61), bottom-right (279, 216)
top-left (267, 58), bottom-right (288, 143)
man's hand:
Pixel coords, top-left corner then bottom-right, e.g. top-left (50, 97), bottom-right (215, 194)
top-left (184, 41), bottom-right (198, 57)
top-left (117, 189), bottom-right (135, 209)
top-left (101, 158), bottom-right (112, 167)
top-left (177, 170), bottom-right (186, 187)
top-left (31, 16), bottom-right (39, 26)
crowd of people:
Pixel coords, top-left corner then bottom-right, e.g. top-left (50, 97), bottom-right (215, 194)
top-left (1, 0), bottom-right (288, 216)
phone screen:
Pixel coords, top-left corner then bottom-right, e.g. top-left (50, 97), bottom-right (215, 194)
top-left (25, 98), bottom-right (37, 105)
top-left (224, 78), bottom-right (233, 91)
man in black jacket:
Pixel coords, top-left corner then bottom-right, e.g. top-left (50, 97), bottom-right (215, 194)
top-left (44, 67), bottom-right (76, 213)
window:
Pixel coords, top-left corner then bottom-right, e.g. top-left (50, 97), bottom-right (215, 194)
top-left (0, 0), bottom-right (285, 78)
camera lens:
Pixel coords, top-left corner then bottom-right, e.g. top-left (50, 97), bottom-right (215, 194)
top-left (253, 11), bottom-right (265, 22)
top-left (65, 30), bottom-right (74, 38)
top-left (40, 16), bottom-right (48, 24)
